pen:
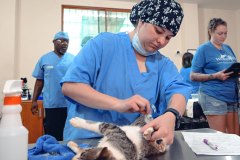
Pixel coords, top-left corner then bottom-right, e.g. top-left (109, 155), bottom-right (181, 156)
top-left (146, 104), bottom-right (156, 120)
top-left (203, 139), bottom-right (218, 150)
top-left (150, 104), bottom-right (157, 113)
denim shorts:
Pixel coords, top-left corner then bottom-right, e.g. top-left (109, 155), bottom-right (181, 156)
top-left (198, 91), bottom-right (238, 115)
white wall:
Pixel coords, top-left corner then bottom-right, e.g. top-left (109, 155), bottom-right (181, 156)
top-left (0, 0), bottom-right (18, 102)
top-left (181, 3), bottom-right (200, 52)
top-left (1, 0), bottom-right (240, 102)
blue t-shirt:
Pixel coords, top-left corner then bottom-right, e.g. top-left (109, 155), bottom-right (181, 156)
top-left (191, 41), bottom-right (238, 102)
top-left (61, 32), bottom-right (191, 140)
top-left (180, 67), bottom-right (200, 94)
top-left (32, 51), bottom-right (75, 108)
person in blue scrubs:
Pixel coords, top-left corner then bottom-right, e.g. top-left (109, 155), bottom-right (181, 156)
top-left (31, 31), bottom-right (75, 140)
top-left (180, 52), bottom-right (200, 95)
top-left (61, 0), bottom-right (191, 145)
top-left (191, 18), bottom-right (239, 134)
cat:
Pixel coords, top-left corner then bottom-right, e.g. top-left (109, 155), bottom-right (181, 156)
top-left (67, 115), bottom-right (168, 160)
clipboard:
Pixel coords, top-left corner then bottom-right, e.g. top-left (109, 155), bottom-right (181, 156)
top-left (224, 63), bottom-right (240, 78)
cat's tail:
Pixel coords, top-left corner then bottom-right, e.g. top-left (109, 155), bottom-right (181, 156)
top-left (70, 117), bottom-right (102, 134)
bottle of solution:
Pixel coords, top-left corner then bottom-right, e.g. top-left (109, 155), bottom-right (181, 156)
top-left (0, 80), bottom-right (29, 160)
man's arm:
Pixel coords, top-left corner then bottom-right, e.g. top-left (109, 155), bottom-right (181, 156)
top-left (31, 79), bottom-right (44, 115)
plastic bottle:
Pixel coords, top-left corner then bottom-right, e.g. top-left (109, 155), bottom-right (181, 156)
top-left (0, 80), bottom-right (29, 160)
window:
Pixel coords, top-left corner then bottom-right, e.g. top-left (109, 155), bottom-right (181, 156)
top-left (62, 6), bottom-right (134, 55)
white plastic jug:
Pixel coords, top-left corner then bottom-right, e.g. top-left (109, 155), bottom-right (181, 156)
top-left (0, 80), bottom-right (29, 160)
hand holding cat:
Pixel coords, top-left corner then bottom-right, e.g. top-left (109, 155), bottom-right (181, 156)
top-left (114, 95), bottom-right (151, 115)
top-left (140, 113), bottom-right (175, 145)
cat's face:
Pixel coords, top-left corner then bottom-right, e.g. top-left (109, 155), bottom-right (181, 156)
top-left (144, 128), bottom-right (168, 150)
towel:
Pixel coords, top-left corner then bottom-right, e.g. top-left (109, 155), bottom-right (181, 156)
top-left (28, 135), bottom-right (87, 160)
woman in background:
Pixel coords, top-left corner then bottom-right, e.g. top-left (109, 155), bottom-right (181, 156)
top-left (191, 18), bottom-right (239, 134)
top-left (180, 52), bottom-right (200, 95)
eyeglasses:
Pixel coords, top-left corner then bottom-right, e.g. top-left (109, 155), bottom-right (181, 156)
top-left (55, 39), bottom-right (69, 44)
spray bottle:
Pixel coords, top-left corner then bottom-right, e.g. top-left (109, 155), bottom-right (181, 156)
top-left (0, 80), bottom-right (29, 160)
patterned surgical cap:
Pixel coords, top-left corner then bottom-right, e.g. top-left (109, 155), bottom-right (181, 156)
top-left (130, 0), bottom-right (184, 36)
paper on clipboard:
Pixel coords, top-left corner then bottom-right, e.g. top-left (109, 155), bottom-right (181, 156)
top-left (181, 131), bottom-right (240, 155)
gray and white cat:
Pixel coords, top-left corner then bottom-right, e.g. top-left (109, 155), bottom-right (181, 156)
top-left (67, 115), bottom-right (168, 160)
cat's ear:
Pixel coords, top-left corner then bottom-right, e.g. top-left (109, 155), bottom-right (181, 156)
top-left (96, 147), bottom-right (114, 160)
top-left (80, 147), bottom-right (114, 160)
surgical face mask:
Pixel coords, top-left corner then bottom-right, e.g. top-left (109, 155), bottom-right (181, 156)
top-left (132, 32), bottom-right (156, 57)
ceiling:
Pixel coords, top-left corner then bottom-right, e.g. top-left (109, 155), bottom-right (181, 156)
top-left (113, 0), bottom-right (240, 11)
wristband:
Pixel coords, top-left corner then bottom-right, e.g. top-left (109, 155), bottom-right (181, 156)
top-left (164, 108), bottom-right (181, 129)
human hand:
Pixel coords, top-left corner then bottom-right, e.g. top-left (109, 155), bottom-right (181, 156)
top-left (114, 95), bottom-right (151, 115)
top-left (214, 70), bottom-right (233, 81)
top-left (140, 112), bottom-right (175, 145)
top-left (31, 101), bottom-right (39, 115)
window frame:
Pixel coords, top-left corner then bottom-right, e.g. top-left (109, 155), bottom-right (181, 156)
top-left (61, 5), bottom-right (131, 31)
top-left (61, 5), bottom-right (133, 54)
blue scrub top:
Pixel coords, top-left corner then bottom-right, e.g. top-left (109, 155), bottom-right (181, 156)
top-left (192, 41), bottom-right (238, 102)
top-left (180, 67), bottom-right (200, 94)
top-left (32, 51), bottom-right (74, 108)
top-left (61, 32), bottom-right (191, 140)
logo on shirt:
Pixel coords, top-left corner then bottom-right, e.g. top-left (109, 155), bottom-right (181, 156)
top-left (216, 55), bottom-right (235, 63)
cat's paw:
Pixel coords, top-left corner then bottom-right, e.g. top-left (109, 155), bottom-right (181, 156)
top-left (70, 117), bottom-right (83, 128)
top-left (67, 141), bottom-right (79, 154)
top-left (143, 127), bottom-right (154, 140)
top-left (67, 141), bottom-right (78, 148)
